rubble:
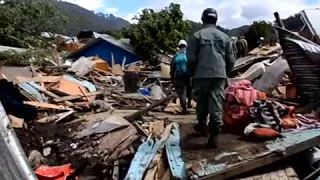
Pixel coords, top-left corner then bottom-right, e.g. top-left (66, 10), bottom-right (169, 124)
top-left (0, 52), bottom-right (180, 179)
top-left (2, 10), bottom-right (320, 180)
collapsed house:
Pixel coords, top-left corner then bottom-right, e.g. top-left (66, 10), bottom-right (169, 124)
top-left (2, 9), bottom-right (320, 180)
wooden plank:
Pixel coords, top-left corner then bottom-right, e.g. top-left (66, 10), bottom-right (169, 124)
top-left (124, 93), bottom-right (177, 122)
top-left (149, 121), bottom-right (165, 137)
top-left (269, 171), bottom-right (279, 180)
top-left (17, 83), bottom-right (45, 102)
top-left (240, 166), bottom-right (298, 180)
top-left (24, 101), bottom-right (73, 111)
top-left (125, 124), bottom-right (172, 180)
top-left (156, 152), bottom-right (167, 180)
top-left (261, 173), bottom-right (271, 180)
top-left (166, 123), bottom-right (188, 179)
top-left (50, 79), bottom-right (95, 102)
top-left (15, 76), bottom-right (62, 84)
top-left (253, 175), bottom-right (262, 180)
top-left (277, 169), bottom-right (288, 180)
top-left (112, 161), bottom-right (119, 180)
top-left (285, 167), bottom-right (297, 178)
top-left (36, 111), bottom-right (74, 123)
top-left (27, 82), bottom-right (73, 106)
top-left (161, 169), bottom-right (172, 180)
top-left (53, 91), bottom-right (104, 102)
top-left (8, 115), bottom-right (24, 128)
top-left (198, 129), bottom-right (320, 180)
top-left (145, 124), bottom-right (172, 180)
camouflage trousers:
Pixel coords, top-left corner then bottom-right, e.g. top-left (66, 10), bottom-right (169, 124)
top-left (193, 78), bottom-right (226, 137)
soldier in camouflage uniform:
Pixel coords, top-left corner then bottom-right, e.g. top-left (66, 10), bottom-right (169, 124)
top-left (187, 8), bottom-right (236, 148)
top-left (236, 36), bottom-right (248, 58)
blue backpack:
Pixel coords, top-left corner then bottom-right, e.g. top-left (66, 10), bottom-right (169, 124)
top-left (174, 51), bottom-right (187, 75)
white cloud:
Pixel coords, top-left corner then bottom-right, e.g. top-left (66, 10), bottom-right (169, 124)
top-left (123, 8), bottom-right (145, 24)
top-left (63, 0), bottom-right (104, 10)
top-left (123, 0), bottom-right (320, 28)
top-left (105, 7), bottom-right (118, 14)
top-left (64, 0), bottom-right (320, 28)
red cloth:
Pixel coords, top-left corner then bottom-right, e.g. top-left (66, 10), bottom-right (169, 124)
top-left (225, 80), bottom-right (264, 120)
top-left (35, 164), bottom-right (75, 180)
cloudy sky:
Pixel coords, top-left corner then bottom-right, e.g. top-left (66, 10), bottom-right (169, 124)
top-left (63, 0), bottom-right (320, 29)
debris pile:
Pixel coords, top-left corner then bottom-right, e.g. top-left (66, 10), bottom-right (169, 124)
top-left (2, 10), bottom-right (320, 180)
top-left (0, 55), bottom-right (179, 179)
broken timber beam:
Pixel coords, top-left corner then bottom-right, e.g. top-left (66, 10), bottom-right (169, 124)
top-left (53, 91), bottom-right (104, 102)
top-left (124, 93), bottom-right (177, 122)
top-left (274, 12), bottom-right (285, 28)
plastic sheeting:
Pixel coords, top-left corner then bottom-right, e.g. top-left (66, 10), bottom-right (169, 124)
top-left (67, 56), bottom-right (96, 77)
top-left (234, 60), bottom-right (274, 81)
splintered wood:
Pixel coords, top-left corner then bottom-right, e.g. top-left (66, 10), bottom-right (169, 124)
top-left (15, 76), bottom-right (62, 84)
top-left (144, 124), bottom-right (173, 180)
top-left (238, 166), bottom-right (299, 180)
top-left (36, 111), bottom-right (74, 123)
top-left (149, 121), bottom-right (165, 138)
top-left (8, 115), bottom-right (24, 128)
top-left (24, 101), bottom-right (73, 110)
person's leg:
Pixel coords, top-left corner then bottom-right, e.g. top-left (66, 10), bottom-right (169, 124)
top-left (241, 50), bottom-right (245, 57)
top-left (172, 98), bottom-right (177, 104)
top-left (175, 80), bottom-right (187, 114)
top-left (207, 78), bottom-right (226, 148)
top-left (186, 78), bottom-right (192, 108)
top-left (193, 78), bottom-right (210, 136)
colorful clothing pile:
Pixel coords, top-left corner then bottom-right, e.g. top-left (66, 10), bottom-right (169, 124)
top-left (225, 80), bottom-right (266, 120)
top-left (295, 114), bottom-right (320, 130)
top-left (248, 100), bottom-right (286, 132)
top-left (245, 99), bottom-right (320, 140)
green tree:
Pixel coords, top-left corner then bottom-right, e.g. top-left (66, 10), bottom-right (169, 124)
top-left (122, 3), bottom-right (190, 63)
top-left (0, 0), bottom-right (68, 47)
top-left (245, 21), bottom-right (272, 50)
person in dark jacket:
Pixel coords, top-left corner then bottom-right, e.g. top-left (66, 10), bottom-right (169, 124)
top-left (236, 36), bottom-right (248, 58)
top-left (170, 40), bottom-right (192, 114)
top-left (187, 8), bottom-right (236, 148)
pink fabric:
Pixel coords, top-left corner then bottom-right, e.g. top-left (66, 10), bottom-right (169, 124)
top-left (296, 114), bottom-right (320, 129)
top-left (282, 114), bottom-right (320, 132)
top-left (225, 80), bottom-right (262, 120)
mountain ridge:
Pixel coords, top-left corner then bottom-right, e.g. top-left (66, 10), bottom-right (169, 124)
top-left (52, 1), bottom-right (302, 38)
top-left (52, 0), bottom-right (130, 35)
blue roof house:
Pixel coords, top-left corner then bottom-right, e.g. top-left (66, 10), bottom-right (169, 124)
top-left (67, 36), bottom-right (140, 65)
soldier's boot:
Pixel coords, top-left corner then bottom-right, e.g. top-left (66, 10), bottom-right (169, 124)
top-left (193, 124), bottom-right (208, 137)
top-left (181, 105), bottom-right (189, 115)
top-left (187, 101), bottom-right (192, 108)
top-left (206, 135), bottom-right (218, 149)
top-left (172, 98), bottom-right (177, 104)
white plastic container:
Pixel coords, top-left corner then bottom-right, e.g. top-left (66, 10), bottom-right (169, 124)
top-left (160, 62), bottom-right (171, 79)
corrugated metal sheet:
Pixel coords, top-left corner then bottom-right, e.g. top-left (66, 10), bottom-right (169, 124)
top-left (0, 101), bottom-right (37, 180)
top-left (276, 27), bottom-right (320, 105)
top-left (17, 83), bottom-right (45, 102)
top-left (68, 36), bottom-right (136, 58)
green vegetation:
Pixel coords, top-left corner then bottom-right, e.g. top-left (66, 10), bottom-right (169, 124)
top-left (0, 49), bottom-right (59, 66)
top-left (245, 21), bottom-right (273, 50)
top-left (122, 3), bottom-right (190, 63)
top-left (0, 0), bottom-right (68, 48)
top-left (0, 0), bottom-right (303, 62)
